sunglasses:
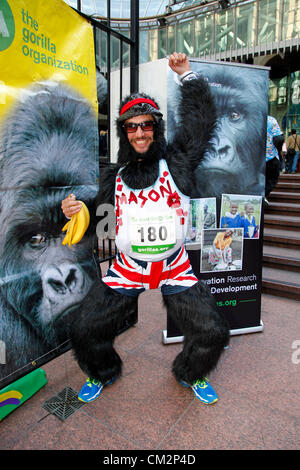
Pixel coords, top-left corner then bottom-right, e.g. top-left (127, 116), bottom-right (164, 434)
top-left (123, 120), bottom-right (156, 133)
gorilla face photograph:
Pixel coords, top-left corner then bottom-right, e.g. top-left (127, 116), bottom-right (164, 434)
top-left (0, 82), bottom-right (99, 382)
top-left (167, 60), bottom-right (269, 199)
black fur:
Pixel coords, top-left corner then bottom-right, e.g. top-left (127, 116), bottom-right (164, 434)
top-left (71, 280), bottom-right (137, 383)
top-left (164, 283), bottom-right (229, 383)
top-left (72, 75), bottom-right (229, 386)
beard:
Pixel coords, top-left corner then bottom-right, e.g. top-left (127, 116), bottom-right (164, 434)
top-left (128, 135), bottom-right (154, 156)
top-left (119, 142), bottom-right (161, 189)
top-left (118, 139), bottom-right (167, 189)
top-left (116, 117), bottom-right (167, 189)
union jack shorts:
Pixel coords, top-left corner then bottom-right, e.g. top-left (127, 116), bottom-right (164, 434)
top-left (102, 246), bottom-right (198, 297)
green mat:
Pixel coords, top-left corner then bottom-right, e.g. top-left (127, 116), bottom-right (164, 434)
top-left (0, 369), bottom-right (47, 421)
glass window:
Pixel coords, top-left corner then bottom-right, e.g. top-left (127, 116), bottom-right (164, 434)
top-left (167, 25), bottom-right (176, 55)
top-left (195, 13), bottom-right (214, 57)
top-left (95, 27), bottom-right (100, 69)
top-left (257, 0), bottom-right (280, 44)
top-left (288, 71), bottom-right (300, 134)
top-left (140, 29), bottom-right (149, 64)
top-left (99, 30), bottom-right (107, 73)
top-left (268, 73), bottom-right (300, 136)
top-left (78, 0), bottom-right (94, 15)
top-left (176, 21), bottom-right (194, 56)
top-left (158, 27), bottom-right (167, 59)
top-left (111, 35), bottom-right (120, 70)
top-left (65, 0), bottom-right (77, 8)
top-left (94, 0), bottom-right (106, 16)
top-left (120, 30), bottom-right (130, 69)
top-left (282, 0), bottom-right (300, 40)
top-left (236, 1), bottom-right (256, 49)
top-left (215, 7), bottom-right (235, 53)
top-left (149, 29), bottom-right (158, 62)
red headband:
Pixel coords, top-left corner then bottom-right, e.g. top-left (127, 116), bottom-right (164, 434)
top-left (120, 98), bottom-right (159, 116)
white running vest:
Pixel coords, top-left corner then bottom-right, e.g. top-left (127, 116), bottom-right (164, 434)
top-left (114, 159), bottom-right (190, 261)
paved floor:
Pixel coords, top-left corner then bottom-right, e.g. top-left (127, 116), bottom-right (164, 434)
top-left (1, 291), bottom-right (299, 451)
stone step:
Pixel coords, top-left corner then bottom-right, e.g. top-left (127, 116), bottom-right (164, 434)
top-left (264, 214), bottom-right (300, 231)
top-left (263, 227), bottom-right (300, 248)
top-left (276, 181), bottom-right (300, 192)
top-left (268, 191), bottom-right (300, 202)
top-left (263, 245), bottom-right (300, 272)
top-left (279, 174), bottom-right (300, 184)
top-left (262, 266), bottom-right (300, 300)
top-left (265, 201), bottom-right (300, 216)
top-left (262, 173), bottom-right (300, 298)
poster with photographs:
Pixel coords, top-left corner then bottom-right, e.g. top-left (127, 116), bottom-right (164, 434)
top-left (165, 58), bottom-right (269, 340)
top-left (178, 192), bottom-right (264, 337)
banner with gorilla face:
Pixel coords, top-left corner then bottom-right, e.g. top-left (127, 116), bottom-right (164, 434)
top-left (166, 60), bottom-right (269, 338)
top-left (0, 0), bottom-right (99, 387)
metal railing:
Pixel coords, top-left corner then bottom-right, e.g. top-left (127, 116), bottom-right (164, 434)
top-left (76, 1), bottom-right (140, 266)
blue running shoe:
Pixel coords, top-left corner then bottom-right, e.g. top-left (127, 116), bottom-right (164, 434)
top-left (180, 377), bottom-right (218, 405)
top-left (78, 377), bottom-right (115, 403)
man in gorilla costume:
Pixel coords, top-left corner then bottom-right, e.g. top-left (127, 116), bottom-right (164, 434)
top-left (62, 53), bottom-right (229, 405)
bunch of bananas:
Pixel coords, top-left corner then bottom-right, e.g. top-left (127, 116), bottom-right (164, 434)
top-left (62, 201), bottom-right (90, 249)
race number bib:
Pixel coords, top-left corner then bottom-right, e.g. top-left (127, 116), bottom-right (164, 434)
top-left (129, 210), bottom-right (176, 255)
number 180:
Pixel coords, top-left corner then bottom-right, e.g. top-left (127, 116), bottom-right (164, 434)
top-left (138, 226), bottom-right (167, 243)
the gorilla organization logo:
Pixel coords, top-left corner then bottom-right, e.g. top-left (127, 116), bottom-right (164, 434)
top-left (0, 0), bottom-right (15, 51)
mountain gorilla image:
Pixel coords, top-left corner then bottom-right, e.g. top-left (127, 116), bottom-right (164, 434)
top-left (0, 82), bottom-right (99, 381)
top-left (167, 61), bottom-right (269, 199)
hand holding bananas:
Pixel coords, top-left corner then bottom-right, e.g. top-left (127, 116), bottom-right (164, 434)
top-left (61, 195), bottom-right (90, 248)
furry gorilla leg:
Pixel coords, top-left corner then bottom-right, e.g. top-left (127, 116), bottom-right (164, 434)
top-left (163, 282), bottom-right (230, 384)
top-left (70, 280), bottom-right (137, 383)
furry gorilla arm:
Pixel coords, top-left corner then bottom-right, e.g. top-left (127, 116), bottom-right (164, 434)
top-left (167, 75), bottom-right (217, 197)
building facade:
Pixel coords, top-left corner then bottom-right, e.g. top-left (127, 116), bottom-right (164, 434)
top-left (66, 0), bottom-right (300, 135)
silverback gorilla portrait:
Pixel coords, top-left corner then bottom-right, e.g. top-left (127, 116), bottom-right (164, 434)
top-left (0, 82), bottom-right (99, 381)
top-left (167, 61), bottom-right (268, 199)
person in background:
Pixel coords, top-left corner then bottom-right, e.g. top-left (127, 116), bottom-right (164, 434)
top-left (265, 116), bottom-right (284, 205)
top-left (281, 139), bottom-right (287, 173)
top-left (287, 129), bottom-right (300, 174)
